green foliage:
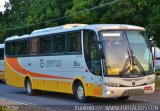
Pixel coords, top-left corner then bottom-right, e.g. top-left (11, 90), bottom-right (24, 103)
top-left (0, 0), bottom-right (160, 46)
top-left (0, 105), bottom-right (17, 111)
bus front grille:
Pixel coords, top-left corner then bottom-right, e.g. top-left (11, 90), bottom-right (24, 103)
top-left (121, 89), bottom-right (144, 96)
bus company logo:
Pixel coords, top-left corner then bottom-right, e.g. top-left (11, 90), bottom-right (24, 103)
top-left (40, 59), bottom-right (44, 68)
top-left (132, 81), bottom-right (135, 86)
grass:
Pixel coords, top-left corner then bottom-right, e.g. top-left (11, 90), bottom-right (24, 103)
top-left (156, 70), bottom-right (160, 73)
top-left (0, 106), bottom-right (17, 111)
top-left (155, 70), bottom-right (160, 90)
top-left (155, 70), bottom-right (160, 75)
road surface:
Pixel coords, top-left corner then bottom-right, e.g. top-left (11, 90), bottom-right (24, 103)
top-left (0, 83), bottom-right (160, 111)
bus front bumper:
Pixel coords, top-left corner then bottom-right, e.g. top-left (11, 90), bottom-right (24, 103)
top-left (103, 83), bottom-right (155, 98)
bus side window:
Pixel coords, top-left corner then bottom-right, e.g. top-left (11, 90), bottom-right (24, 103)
top-left (5, 42), bottom-right (11, 56)
top-left (0, 48), bottom-right (4, 59)
top-left (18, 40), bottom-right (27, 55)
top-left (40, 37), bottom-right (51, 54)
top-left (67, 32), bottom-right (81, 53)
top-left (83, 30), bottom-right (101, 76)
top-left (28, 38), bottom-right (38, 55)
top-left (53, 35), bottom-right (65, 54)
top-left (11, 41), bottom-right (18, 56)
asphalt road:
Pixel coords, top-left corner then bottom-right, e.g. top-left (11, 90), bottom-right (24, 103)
top-left (0, 83), bottom-right (160, 111)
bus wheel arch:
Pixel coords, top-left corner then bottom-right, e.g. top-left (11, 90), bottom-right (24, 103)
top-left (72, 79), bottom-right (88, 103)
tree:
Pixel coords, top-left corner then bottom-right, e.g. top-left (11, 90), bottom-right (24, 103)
top-left (0, 0), bottom-right (160, 47)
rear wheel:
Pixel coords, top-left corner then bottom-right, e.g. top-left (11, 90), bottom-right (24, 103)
top-left (117, 96), bottom-right (129, 100)
top-left (74, 82), bottom-right (88, 103)
top-left (25, 79), bottom-right (35, 96)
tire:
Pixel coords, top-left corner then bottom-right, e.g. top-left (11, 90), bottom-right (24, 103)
top-left (74, 82), bottom-right (88, 103)
top-left (25, 79), bottom-right (35, 96)
top-left (117, 96), bottom-right (129, 100)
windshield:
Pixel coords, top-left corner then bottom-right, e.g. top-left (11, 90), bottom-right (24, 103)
top-left (100, 30), bottom-right (153, 77)
top-left (126, 31), bottom-right (153, 74)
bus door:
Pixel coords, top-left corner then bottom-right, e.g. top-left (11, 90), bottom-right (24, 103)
top-left (89, 42), bottom-right (103, 96)
top-left (83, 30), bottom-right (103, 96)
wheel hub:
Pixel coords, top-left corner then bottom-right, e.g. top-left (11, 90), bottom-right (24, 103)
top-left (27, 81), bottom-right (31, 93)
top-left (77, 86), bottom-right (84, 99)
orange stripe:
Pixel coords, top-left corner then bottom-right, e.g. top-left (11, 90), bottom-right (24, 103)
top-left (6, 57), bottom-right (72, 80)
top-left (0, 70), bottom-right (4, 72)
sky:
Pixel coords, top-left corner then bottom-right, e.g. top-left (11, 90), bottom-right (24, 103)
top-left (0, 0), bottom-right (9, 12)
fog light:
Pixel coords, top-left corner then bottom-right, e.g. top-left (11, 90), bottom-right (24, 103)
top-left (106, 91), bottom-right (111, 95)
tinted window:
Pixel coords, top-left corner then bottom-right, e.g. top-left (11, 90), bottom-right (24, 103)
top-left (5, 42), bottom-right (11, 56)
top-left (11, 42), bottom-right (18, 56)
top-left (0, 48), bottom-right (4, 59)
top-left (40, 37), bottom-right (51, 54)
top-left (28, 38), bottom-right (38, 55)
top-left (67, 32), bottom-right (81, 53)
top-left (18, 40), bottom-right (27, 55)
top-left (83, 30), bottom-right (101, 76)
top-left (53, 35), bottom-right (65, 53)
top-left (84, 31), bottom-right (97, 63)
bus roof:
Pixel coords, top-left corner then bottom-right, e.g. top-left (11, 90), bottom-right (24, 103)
top-left (5, 24), bottom-right (145, 41)
top-left (0, 44), bottom-right (4, 48)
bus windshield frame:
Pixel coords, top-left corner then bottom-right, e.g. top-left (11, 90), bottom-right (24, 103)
top-left (99, 30), bottom-right (154, 78)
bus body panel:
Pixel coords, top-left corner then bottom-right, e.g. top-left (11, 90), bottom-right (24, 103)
top-left (6, 55), bottom-right (154, 98)
top-left (5, 58), bottom-right (25, 87)
top-left (5, 55), bottom-right (103, 97)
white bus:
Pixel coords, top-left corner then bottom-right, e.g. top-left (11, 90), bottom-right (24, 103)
top-left (5, 24), bottom-right (155, 102)
top-left (152, 47), bottom-right (160, 71)
top-left (0, 44), bottom-right (4, 82)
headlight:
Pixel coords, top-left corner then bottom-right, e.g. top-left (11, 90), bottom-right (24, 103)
top-left (105, 82), bottom-right (120, 87)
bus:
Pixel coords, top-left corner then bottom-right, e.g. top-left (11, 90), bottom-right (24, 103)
top-left (0, 44), bottom-right (4, 83)
top-left (152, 47), bottom-right (160, 71)
top-left (5, 24), bottom-right (155, 102)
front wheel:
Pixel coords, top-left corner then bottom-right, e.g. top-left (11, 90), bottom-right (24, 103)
top-left (74, 82), bottom-right (88, 103)
top-left (25, 79), bottom-right (35, 96)
top-left (117, 96), bottom-right (129, 100)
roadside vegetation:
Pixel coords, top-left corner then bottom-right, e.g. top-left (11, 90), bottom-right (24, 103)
top-left (155, 78), bottom-right (160, 90)
top-left (156, 71), bottom-right (160, 90)
top-left (0, 0), bottom-right (160, 47)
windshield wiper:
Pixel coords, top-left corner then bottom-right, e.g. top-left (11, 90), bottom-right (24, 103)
top-left (120, 49), bottom-right (133, 76)
top-left (132, 56), bottom-right (146, 75)
top-left (120, 49), bottom-right (146, 77)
